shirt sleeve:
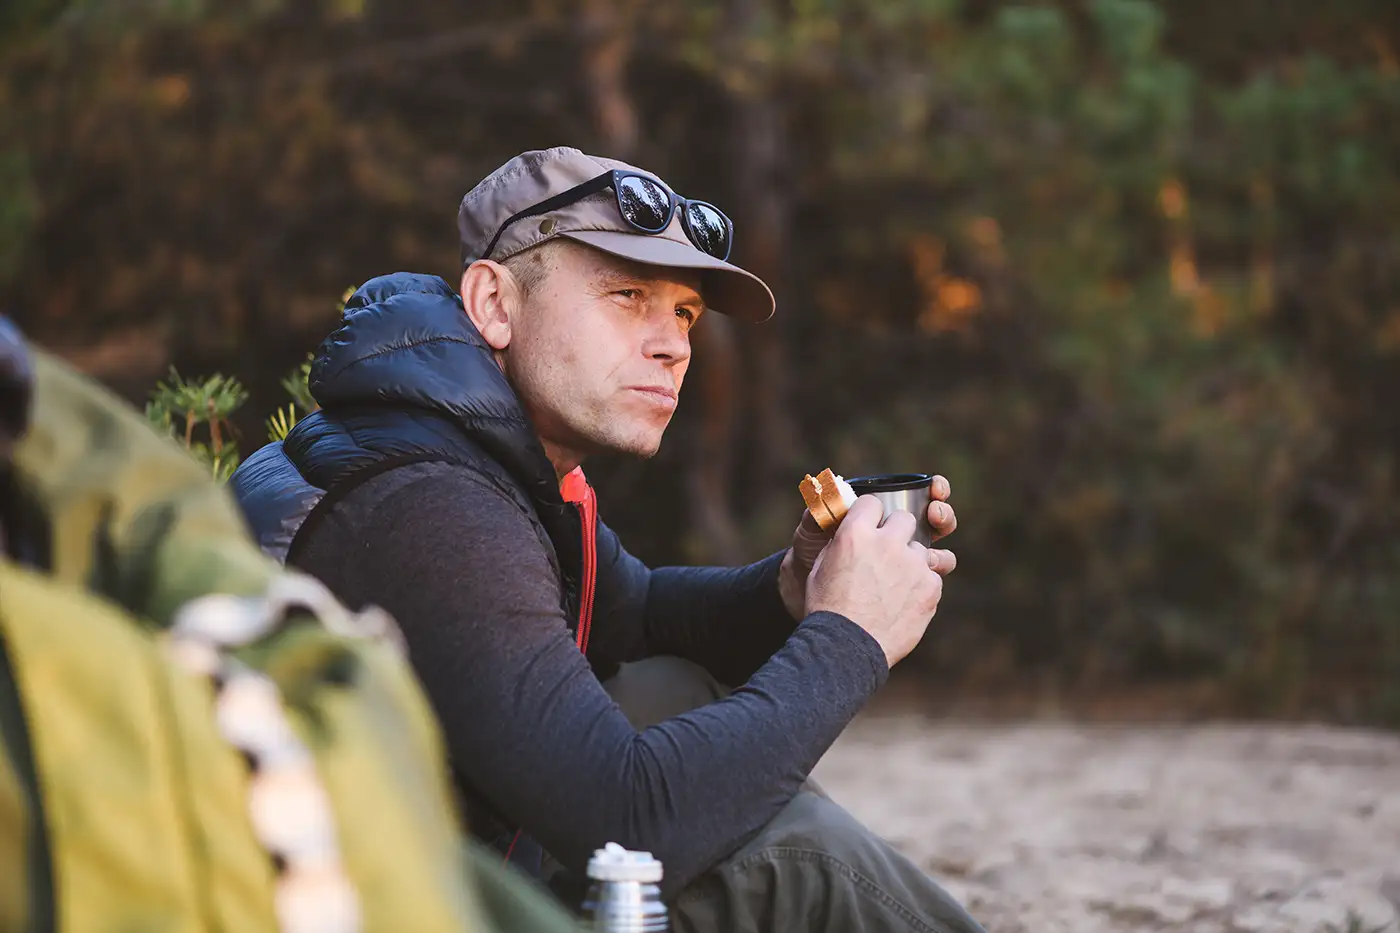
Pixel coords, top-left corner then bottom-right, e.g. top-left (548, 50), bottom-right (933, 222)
top-left (337, 469), bottom-right (888, 898)
top-left (588, 518), bottom-right (802, 687)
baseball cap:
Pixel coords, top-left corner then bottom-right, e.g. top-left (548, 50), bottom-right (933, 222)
top-left (457, 147), bottom-right (776, 323)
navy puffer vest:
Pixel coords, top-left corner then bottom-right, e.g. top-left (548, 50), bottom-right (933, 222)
top-left (230, 272), bottom-right (588, 637)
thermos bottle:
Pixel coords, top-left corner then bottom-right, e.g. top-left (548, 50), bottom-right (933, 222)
top-left (581, 842), bottom-right (668, 932)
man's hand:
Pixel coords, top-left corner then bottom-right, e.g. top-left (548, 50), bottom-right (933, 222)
top-left (803, 497), bottom-right (945, 667)
top-left (777, 474), bottom-right (957, 620)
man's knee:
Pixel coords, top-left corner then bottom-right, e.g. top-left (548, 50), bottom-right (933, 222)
top-left (673, 792), bottom-right (986, 933)
top-left (602, 655), bottom-right (728, 729)
top-left (722, 790), bottom-right (896, 874)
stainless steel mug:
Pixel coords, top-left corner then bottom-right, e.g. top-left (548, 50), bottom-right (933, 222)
top-left (847, 473), bottom-right (935, 547)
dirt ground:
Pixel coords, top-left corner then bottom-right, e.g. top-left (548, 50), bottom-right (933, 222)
top-left (812, 709), bottom-right (1400, 933)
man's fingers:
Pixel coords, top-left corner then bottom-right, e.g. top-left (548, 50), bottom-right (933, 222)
top-left (930, 474), bottom-right (952, 501)
top-left (927, 500), bottom-right (958, 539)
top-left (879, 507), bottom-right (918, 542)
top-left (927, 548), bottom-right (957, 575)
top-left (798, 508), bottom-right (830, 538)
top-left (841, 494), bottom-right (886, 530)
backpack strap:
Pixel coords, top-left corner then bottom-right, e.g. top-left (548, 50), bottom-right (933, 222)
top-left (0, 624), bottom-right (55, 933)
top-left (166, 572), bottom-right (403, 933)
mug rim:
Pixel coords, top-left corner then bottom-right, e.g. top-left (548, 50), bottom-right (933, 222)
top-left (847, 472), bottom-right (934, 493)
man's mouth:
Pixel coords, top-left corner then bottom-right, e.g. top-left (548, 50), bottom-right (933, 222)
top-left (627, 385), bottom-right (678, 411)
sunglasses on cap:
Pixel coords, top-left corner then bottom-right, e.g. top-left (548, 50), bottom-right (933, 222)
top-left (479, 169), bottom-right (734, 263)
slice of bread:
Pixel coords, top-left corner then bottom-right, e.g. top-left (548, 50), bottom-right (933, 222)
top-left (799, 473), bottom-right (837, 528)
top-left (798, 468), bottom-right (859, 531)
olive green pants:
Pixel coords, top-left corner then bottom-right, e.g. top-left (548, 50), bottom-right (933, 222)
top-left (602, 657), bottom-right (987, 933)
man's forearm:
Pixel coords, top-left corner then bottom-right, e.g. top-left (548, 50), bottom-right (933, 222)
top-left (643, 550), bottom-right (797, 686)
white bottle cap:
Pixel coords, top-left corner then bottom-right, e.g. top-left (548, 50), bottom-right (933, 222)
top-left (586, 842), bottom-right (664, 883)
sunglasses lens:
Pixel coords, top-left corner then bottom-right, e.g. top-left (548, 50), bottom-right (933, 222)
top-left (684, 202), bottom-right (731, 259)
top-left (616, 175), bottom-right (672, 232)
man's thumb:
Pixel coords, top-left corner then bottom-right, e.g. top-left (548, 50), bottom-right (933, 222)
top-left (798, 508), bottom-right (828, 537)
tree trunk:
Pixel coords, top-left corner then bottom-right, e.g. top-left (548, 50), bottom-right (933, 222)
top-left (724, 0), bottom-right (802, 492)
top-left (579, 0), bottom-right (638, 159)
top-left (686, 314), bottom-right (745, 562)
top-left (577, 0), bottom-right (746, 564)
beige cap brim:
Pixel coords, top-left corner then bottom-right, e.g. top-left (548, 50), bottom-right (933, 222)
top-left (562, 229), bottom-right (776, 323)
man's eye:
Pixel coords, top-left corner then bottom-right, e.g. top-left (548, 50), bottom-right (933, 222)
top-left (675, 307), bottom-right (696, 325)
top-left (615, 289), bottom-right (641, 300)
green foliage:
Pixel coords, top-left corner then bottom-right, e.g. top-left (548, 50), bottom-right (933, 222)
top-left (280, 353), bottom-right (318, 421)
top-left (763, 0), bottom-right (1400, 720)
top-left (9, 0), bottom-right (1400, 721)
top-left (148, 354), bottom-right (319, 480)
top-left (0, 151), bottom-right (38, 287)
top-left (265, 404), bottom-right (299, 444)
top-left (146, 368), bottom-right (247, 480)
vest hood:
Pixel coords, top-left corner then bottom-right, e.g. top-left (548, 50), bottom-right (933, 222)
top-left (309, 272), bottom-right (560, 501)
top-left (230, 272), bottom-right (568, 561)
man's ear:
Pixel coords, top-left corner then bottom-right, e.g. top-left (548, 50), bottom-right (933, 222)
top-left (459, 260), bottom-right (517, 352)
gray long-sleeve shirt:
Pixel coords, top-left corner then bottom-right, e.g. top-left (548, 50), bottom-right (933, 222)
top-left (294, 461), bottom-right (888, 896)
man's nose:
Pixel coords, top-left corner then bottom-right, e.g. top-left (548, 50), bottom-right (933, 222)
top-left (642, 317), bottom-right (692, 364)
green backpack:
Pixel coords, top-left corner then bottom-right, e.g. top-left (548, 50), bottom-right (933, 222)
top-left (0, 343), bottom-right (578, 933)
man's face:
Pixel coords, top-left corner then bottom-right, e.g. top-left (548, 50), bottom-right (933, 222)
top-left (502, 242), bottom-right (705, 461)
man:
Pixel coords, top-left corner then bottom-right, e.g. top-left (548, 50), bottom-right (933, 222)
top-left (232, 147), bottom-right (985, 933)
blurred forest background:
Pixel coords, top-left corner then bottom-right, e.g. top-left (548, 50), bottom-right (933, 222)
top-left (4, 0), bottom-right (1399, 724)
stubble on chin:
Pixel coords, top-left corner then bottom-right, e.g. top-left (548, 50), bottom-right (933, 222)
top-left (595, 423), bottom-right (666, 460)
top-left (593, 409), bottom-right (670, 460)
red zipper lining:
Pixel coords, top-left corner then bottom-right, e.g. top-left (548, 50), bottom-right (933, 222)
top-left (502, 829), bottom-right (522, 864)
top-left (574, 482), bottom-right (597, 654)
top-left (560, 467), bottom-right (598, 654)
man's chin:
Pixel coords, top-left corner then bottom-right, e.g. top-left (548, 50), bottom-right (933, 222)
top-left (571, 411), bottom-right (670, 461)
top-left (594, 428), bottom-right (665, 461)
top-left (613, 437), bottom-right (664, 460)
